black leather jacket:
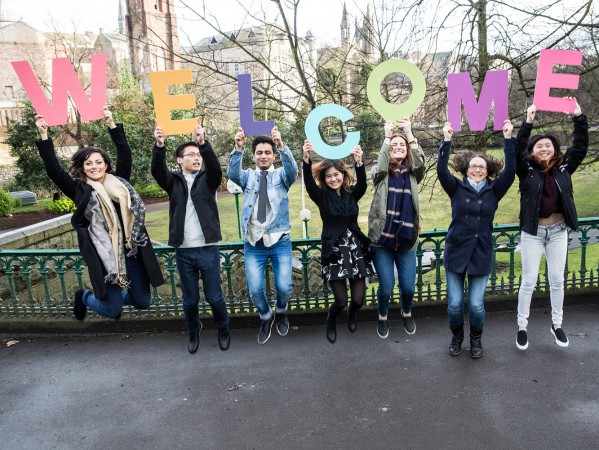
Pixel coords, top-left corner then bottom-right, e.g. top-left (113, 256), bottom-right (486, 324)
top-left (516, 115), bottom-right (588, 235)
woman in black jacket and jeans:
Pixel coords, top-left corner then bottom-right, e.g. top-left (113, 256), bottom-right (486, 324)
top-left (302, 141), bottom-right (374, 343)
top-left (437, 120), bottom-right (516, 358)
top-left (515, 100), bottom-right (588, 350)
top-left (35, 108), bottom-right (164, 320)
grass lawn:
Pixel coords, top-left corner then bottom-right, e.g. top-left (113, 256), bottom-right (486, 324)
top-left (13, 198), bottom-right (53, 214)
top-left (145, 158), bottom-right (599, 244)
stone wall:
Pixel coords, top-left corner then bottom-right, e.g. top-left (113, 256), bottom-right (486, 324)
top-left (0, 165), bottom-right (18, 186)
top-left (0, 214), bottom-right (75, 250)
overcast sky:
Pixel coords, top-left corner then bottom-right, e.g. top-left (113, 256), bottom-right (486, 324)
top-left (3, 0), bottom-right (374, 47)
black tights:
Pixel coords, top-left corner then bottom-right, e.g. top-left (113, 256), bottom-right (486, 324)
top-left (328, 278), bottom-right (366, 318)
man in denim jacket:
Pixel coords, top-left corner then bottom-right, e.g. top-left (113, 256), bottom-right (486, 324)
top-left (228, 126), bottom-right (298, 344)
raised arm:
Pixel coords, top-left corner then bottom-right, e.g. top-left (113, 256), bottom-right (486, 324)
top-left (371, 121), bottom-right (394, 185)
top-left (103, 107), bottom-right (132, 180)
top-left (493, 120), bottom-right (516, 200)
top-left (150, 125), bottom-right (174, 194)
top-left (272, 126), bottom-right (298, 188)
top-left (351, 145), bottom-right (367, 201)
top-left (194, 122), bottom-right (222, 191)
top-left (301, 140), bottom-right (323, 204)
top-left (436, 122), bottom-right (458, 196)
top-left (227, 127), bottom-right (249, 189)
top-left (398, 117), bottom-right (426, 184)
top-left (562, 99), bottom-right (588, 174)
top-left (34, 115), bottom-right (77, 200)
top-left (515, 104), bottom-right (535, 177)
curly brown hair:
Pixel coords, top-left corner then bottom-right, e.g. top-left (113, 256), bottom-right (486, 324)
top-left (311, 159), bottom-right (354, 191)
top-left (449, 151), bottom-right (504, 180)
top-left (69, 146), bottom-right (113, 184)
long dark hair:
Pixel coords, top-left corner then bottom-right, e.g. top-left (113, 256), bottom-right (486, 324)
top-left (526, 133), bottom-right (563, 174)
top-left (450, 151), bottom-right (503, 180)
top-left (388, 134), bottom-right (414, 175)
top-left (69, 146), bottom-right (113, 184)
top-left (312, 159), bottom-right (354, 191)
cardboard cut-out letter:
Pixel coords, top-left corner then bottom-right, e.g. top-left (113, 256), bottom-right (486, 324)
top-left (533, 49), bottom-right (583, 113)
top-left (150, 70), bottom-right (196, 136)
top-left (238, 74), bottom-right (275, 136)
top-left (304, 104), bottom-right (360, 159)
top-left (447, 70), bottom-right (509, 132)
top-left (12, 53), bottom-right (107, 126)
top-left (366, 59), bottom-right (426, 122)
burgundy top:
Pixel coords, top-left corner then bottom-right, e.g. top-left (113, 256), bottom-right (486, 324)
top-left (539, 171), bottom-right (562, 218)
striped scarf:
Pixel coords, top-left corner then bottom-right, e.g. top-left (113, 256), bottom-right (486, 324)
top-left (376, 167), bottom-right (415, 250)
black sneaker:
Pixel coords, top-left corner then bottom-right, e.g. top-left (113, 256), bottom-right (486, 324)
top-left (218, 327), bottom-right (230, 351)
top-left (401, 310), bottom-right (416, 335)
top-left (275, 312), bottom-right (289, 336)
top-left (73, 289), bottom-right (87, 321)
top-left (516, 330), bottom-right (528, 350)
top-left (551, 326), bottom-right (569, 348)
top-left (258, 315), bottom-right (275, 344)
top-left (377, 320), bottom-right (389, 339)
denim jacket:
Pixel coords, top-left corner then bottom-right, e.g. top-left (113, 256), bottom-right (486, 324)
top-left (228, 145), bottom-right (298, 238)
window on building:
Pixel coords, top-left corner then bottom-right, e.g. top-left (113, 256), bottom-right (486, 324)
top-left (4, 86), bottom-right (13, 98)
top-left (210, 37), bottom-right (218, 44)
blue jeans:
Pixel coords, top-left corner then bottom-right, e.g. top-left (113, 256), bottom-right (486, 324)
top-left (82, 253), bottom-right (151, 318)
top-left (244, 235), bottom-right (293, 320)
top-left (371, 246), bottom-right (416, 317)
top-left (176, 246), bottom-right (230, 332)
top-left (445, 270), bottom-right (489, 328)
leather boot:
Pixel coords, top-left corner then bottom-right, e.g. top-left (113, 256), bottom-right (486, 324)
top-left (470, 326), bottom-right (483, 359)
top-left (449, 325), bottom-right (464, 356)
top-left (347, 304), bottom-right (358, 333)
top-left (326, 308), bottom-right (337, 344)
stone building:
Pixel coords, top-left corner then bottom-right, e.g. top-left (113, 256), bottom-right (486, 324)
top-left (183, 24), bottom-right (317, 129)
top-left (124, 0), bottom-right (180, 92)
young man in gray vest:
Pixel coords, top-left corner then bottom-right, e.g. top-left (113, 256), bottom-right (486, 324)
top-left (228, 126), bottom-right (298, 344)
top-left (151, 121), bottom-right (230, 354)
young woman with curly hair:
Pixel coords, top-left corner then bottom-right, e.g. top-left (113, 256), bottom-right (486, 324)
top-left (437, 120), bottom-right (516, 358)
top-left (35, 107), bottom-right (164, 321)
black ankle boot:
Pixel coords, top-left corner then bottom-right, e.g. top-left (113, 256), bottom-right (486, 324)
top-left (347, 305), bottom-right (359, 333)
top-left (470, 326), bottom-right (483, 359)
top-left (326, 309), bottom-right (337, 344)
top-left (449, 325), bottom-right (464, 356)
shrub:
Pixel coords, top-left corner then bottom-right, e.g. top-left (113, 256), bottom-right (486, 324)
top-left (135, 183), bottom-right (168, 198)
top-left (48, 197), bottom-right (76, 214)
top-left (0, 188), bottom-right (18, 217)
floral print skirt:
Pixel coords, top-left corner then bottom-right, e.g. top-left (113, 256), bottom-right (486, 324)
top-left (322, 228), bottom-right (374, 282)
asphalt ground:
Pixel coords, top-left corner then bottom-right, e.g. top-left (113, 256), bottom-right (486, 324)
top-left (1, 303), bottom-right (598, 450)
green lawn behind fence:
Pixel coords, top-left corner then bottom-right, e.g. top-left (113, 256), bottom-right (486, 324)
top-left (145, 159), bottom-right (599, 243)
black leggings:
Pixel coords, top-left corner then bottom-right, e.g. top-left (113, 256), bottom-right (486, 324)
top-left (328, 278), bottom-right (367, 317)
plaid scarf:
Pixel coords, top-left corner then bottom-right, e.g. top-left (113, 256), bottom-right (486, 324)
top-left (376, 166), bottom-right (415, 250)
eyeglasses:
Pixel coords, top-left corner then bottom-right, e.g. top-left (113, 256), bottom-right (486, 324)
top-left (182, 152), bottom-right (201, 159)
top-left (469, 164), bottom-right (487, 170)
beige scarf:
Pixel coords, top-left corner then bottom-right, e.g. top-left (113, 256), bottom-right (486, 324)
top-left (87, 174), bottom-right (135, 282)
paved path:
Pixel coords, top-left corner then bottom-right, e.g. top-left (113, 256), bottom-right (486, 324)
top-left (1, 305), bottom-right (598, 449)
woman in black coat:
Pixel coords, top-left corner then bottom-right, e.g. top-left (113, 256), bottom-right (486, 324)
top-left (437, 120), bottom-right (516, 358)
top-left (302, 141), bottom-right (373, 344)
top-left (35, 108), bottom-right (164, 320)
top-left (515, 100), bottom-right (588, 351)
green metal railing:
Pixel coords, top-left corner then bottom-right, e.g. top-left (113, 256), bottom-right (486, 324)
top-left (1, 218), bottom-right (598, 318)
